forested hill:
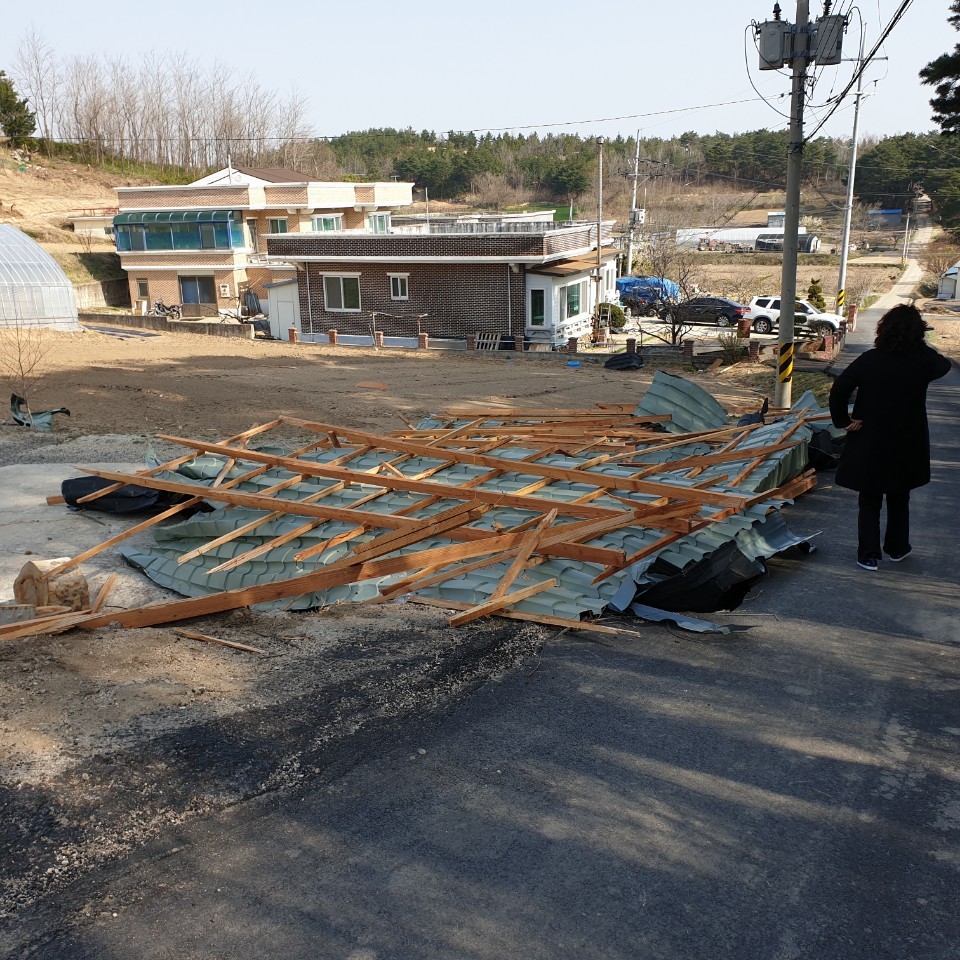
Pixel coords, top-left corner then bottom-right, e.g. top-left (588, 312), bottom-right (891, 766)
top-left (325, 127), bottom-right (959, 232)
top-left (326, 128), bottom-right (850, 199)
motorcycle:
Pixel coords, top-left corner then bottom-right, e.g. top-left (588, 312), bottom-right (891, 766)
top-left (149, 299), bottom-right (182, 320)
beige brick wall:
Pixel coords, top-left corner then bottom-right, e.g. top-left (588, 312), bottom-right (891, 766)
top-left (126, 269), bottom-right (251, 311)
top-left (262, 185), bottom-right (309, 207)
top-left (117, 186), bottom-right (250, 209)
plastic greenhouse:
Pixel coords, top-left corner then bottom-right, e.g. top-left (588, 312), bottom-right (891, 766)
top-left (0, 224), bottom-right (81, 332)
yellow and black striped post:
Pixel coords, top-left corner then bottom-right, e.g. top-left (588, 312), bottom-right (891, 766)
top-left (778, 341), bottom-right (795, 388)
top-left (836, 287), bottom-right (845, 313)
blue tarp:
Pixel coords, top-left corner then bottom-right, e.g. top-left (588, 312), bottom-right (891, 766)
top-left (615, 276), bottom-right (681, 301)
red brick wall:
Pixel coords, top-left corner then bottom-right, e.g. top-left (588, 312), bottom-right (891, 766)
top-left (297, 262), bottom-right (526, 339)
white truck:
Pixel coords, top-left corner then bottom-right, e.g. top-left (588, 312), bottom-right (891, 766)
top-left (744, 297), bottom-right (844, 336)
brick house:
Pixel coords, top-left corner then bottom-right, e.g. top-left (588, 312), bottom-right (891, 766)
top-left (265, 215), bottom-right (619, 347)
top-left (112, 167), bottom-right (413, 316)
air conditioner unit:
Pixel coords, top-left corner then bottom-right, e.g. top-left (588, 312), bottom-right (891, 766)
top-left (758, 19), bottom-right (791, 70)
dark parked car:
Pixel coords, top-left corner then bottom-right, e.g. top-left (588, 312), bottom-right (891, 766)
top-left (660, 296), bottom-right (746, 327)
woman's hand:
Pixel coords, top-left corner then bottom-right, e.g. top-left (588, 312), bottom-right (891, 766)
top-left (845, 419), bottom-right (863, 432)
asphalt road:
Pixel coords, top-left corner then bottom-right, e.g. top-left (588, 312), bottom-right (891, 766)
top-left (11, 317), bottom-right (960, 960)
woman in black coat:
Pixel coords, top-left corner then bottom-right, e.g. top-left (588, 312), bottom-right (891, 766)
top-left (829, 304), bottom-right (951, 570)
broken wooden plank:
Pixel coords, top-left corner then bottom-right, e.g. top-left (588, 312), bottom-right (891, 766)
top-left (75, 531), bottom-right (559, 631)
top-left (448, 578), bottom-right (558, 627)
top-left (408, 596), bottom-right (630, 637)
top-left (487, 509), bottom-right (558, 603)
top-left (172, 628), bottom-right (265, 655)
top-left (90, 574), bottom-right (118, 615)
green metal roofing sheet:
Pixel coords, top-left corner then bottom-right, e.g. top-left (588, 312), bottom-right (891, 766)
top-left (633, 370), bottom-right (731, 433)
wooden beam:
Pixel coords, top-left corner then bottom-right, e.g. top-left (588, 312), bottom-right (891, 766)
top-left (181, 427), bottom-right (748, 509)
top-left (487, 509), bottom-right (558, 602)
top-left (76, 531), bottom-right (548, 631)
top-left (145, 442), bottom-right (651, 519)
top-left (448, 578), bottom-right (558, 627)
top-left (409, 596), bottom-right (630, 637)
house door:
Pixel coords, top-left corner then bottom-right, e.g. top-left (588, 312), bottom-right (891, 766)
top-left (273, 300), bottom-right (295, 340)
top-left (267, 282), bottom-right (301, 340)
top-left (179, 276), bottom-right (216, 304)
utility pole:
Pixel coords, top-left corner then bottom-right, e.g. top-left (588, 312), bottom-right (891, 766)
top-left (836, 38), bottom-right (865, 324)
top-left (776, 0), bottom-right (810, 409)
top-left (755, 0), bottom-right (846, 405)
top-left (622, 137), bottom-right (662, 278)
top-left (594, 136), bottom-right (605, 341)
top-left (624, 130), bottom-right (642, 277)
top-left (901, 208), bottom-right (911, 263)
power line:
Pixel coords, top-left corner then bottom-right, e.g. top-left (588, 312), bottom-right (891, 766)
top-left (804, 0), bottom-right (915, 141)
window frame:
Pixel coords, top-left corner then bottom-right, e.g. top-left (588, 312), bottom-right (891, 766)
top-left (388, 273), bottom-right (409, 301)
top-left (322, 273), bottom-right (362, 312)
top-left (530, 288), bottom-right (546, 327)
top-left (268, 217), bottom-right (288, 234)
top-left (311, 214), bottom-right (343, 232)
top-left (367, 213), bottom-right (390, 234)
top-left (136, 278), bottom-right (149, 300)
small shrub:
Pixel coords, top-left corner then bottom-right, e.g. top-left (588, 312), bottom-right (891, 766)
top-left (716, 330), bottom-right (747, 365)
top-left (599, 302), bottom-right (626, 332)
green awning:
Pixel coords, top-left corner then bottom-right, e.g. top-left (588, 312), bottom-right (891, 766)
top-left (113, 210), bottom-right (236, 225)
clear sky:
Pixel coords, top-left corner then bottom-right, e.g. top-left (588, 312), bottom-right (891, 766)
top-left (2, 0), bottom-right (952, 143)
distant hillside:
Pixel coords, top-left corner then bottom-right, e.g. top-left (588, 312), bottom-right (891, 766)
top-left (0, 147), bottom-right (159, 284)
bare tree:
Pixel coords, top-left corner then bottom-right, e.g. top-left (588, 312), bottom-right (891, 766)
top-left (920, 242), bottom-right (960, 280)
top-left (15, 28), bottom-right (60, 153)
top-left (715, 268), bottom-right (775, 305)
top-left (471, 171), bottom-right (517, 210)
top-left (0, 323), bottom-right (52, 420)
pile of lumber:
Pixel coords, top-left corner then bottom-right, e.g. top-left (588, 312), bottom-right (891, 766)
top-left (11, 391), bottom-right (828, 640)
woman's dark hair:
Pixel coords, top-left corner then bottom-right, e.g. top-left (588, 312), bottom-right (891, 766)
top-left (875, 304), bottom-right (927, 353)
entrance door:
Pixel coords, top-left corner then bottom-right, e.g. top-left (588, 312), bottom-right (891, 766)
top-left (179, 276), bottom-right (216, 304)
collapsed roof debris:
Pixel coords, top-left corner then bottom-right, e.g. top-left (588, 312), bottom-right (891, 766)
top-left (3, 373), bottom-right (837, 642)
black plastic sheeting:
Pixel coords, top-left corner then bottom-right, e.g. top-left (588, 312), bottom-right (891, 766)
top-left (629, 540), bottom-right (767, 613)
top-left (604, 351), bottom-right (644, 371)
top-left (61, 476), bottom-right (196, 515)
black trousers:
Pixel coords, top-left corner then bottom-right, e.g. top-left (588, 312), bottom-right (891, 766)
top-left (857, 490), bottom-right (910, 562)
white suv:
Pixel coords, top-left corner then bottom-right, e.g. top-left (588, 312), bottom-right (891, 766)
top-left (745, 297), bottom-right (844, 335)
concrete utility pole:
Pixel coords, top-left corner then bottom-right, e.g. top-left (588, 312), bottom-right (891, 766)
top-left (594, 136), bottom-right (605, 341)
top-left (776, 0), bottom-right (810, 409)
top-left (624, 131), bottom-right (642, 277)
top-left (836, 40), bottom-right (865, 322)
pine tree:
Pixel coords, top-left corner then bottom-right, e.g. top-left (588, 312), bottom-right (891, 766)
top-left (0, 71), bottom-right (36, 147)
top-left (920, 2), bottom-right (960, 134)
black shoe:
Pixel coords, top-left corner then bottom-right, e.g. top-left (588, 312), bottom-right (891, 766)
top-left (886, 547), bottom-right (912, 562)
top-left (857, 556), bottom-right (879, 571)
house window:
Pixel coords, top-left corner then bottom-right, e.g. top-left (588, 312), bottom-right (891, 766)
top-left (530, 289), bottom-right (545, 326)
top-left (179, 276), bottom-right (217, 305)
top-left (368, 213), bottom-right (390, 234)
top-left (323, 274), bottom-right (361, 311)
top-left (311, 214), bottom-right (343, 232)
top-left (560, 280), bottom-right (584, 321)
top-left (389, 274), bottom-right (409, 300)
top-left (268, 218), bottom-right (287, 234)
top-left (136, 278), bottom-right (149, 300)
